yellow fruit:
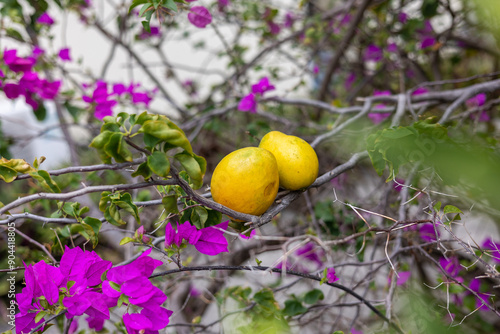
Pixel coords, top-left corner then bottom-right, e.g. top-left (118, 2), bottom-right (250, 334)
top-left (259, 131), bottom-right (319, 190)
top-left (210, 147), bottom-right (279, 217)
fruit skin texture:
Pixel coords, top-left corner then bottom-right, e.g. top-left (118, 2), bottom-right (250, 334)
top-left (259, 131), bottom-right (319, 190)
top-left (211, 147), bottom-right (279, 217)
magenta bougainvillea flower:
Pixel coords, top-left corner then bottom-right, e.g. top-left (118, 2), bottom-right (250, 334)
top-left (364, 44), bottom-right (383, 62)
top-left (387, 42), bottom-right (398, 53)
top-left (3, 83), bottom-right (21, 99)
top-left (398, 12), bottom-right (408, 24)
top-left (470, 278), bottom-right (490, 311)
top-left (267, 21), bottom-right (281, 35)
top-left (32, 46), bottom-right (45, 58)
top-left (466, 93), bottom-right (490, 122)
top-left (466, 93), bottom-right (486, 107)
top-left (123, 306), bottom-right (173, 333)
top-left (188, 6), bottom-right (212, 28)
top-left (4, 49), bottom-right (36, 73)
top-left (481, 238), bottom-right (500, 263)
top-left (37, 12), bottom-right (55, 25)
top-left (417, 20), bottom-right (436, 49)
top-left (252, 77), bottom-right (275, 95)
top-left (439, 256), bottom-right (461, 277)
top-left (295, 243), bottom-right (325, 268)
top-left (412, 87), bottom-right (429, 95)
top-left (326, 267), bottom-right (339, 283)
top-left (388, 271), bottom-right (411, 286)
top-left (138, 26), bottom-right (162, 39)
top-left (165, 221), bottom-right (229, 256)
top-left (135, 225), bottom-right (151, 243)
top-left (238, 93), bottom-right (257, 113)
top-left (82, 80), bottom-right (117, 119)
top-left (240, 229), bottom-right (256, 239)
top-left (238, 77), bottom-right (276, 113)
top-left (284, 12), bottom-right (295, 28)
top-left (1, 49), bottom-right (62, 109)
top-left (368, 90), bottom-right (391, 124)
top-left (15, 312), bottom-right (45, 334)
top-left (165, 221), bottom-right (202, 247)
top-left (419, 223), bottom-right (440, 242)
top-left (344, 72), bottom-right (356, 90)
top-left (15, 246), bottom-right (172, 333)
top-left (58, 47), bottom-right (72, 61)
top-left (83, 80), bottom-right (155, 119)
top-left (194, 221), bottom-right (229, 255)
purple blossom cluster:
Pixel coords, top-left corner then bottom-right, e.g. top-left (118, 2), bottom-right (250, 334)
top-left (238, 77), bottom-right (275, 113)
top-left (82, 81), bottom-right (156, 119)
top-left (186, 3), bottom-right (213, 28)
top-left (466, 93), bottom-right (490, 122)
top-left (1, 49), bottom-right (61, 110)
top-left (15, 246), bottom-right (172, 334)
top-left (165, 221), bottom-right (229, 256)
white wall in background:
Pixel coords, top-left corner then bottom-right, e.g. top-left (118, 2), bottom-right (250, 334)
top-left (0, 99), bottom-right (69, 169)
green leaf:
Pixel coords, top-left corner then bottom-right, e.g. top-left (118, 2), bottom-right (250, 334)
top-left (303, 289), bottom-right (324, 304)
top-left (101, 121), bottom-right (121, 133)
top-left (104, 204), bottom-right (126, 226)
top-left (90, 131), bottom-right (113, 149)
top-left (82, 217), bottom-right (102, 248)
top-left (131, 161), bottom-right (153, 180)
top-left (162, 195), bottom-right (179, 214)
top-left (147, 151), bottom-right (171, 177)
top-left (116, 112), bottom-right (130, 126)
top-left (135, 111), bottom-right (154, 125)
top-left (89, 131), bottom-right (114, 163)
top-left (444, 205), bottom-right (462, 215)
top-left (139, 3), bottom-right (154, 17)
top-left (191, 206), bottom-right (208, 229)
top-left (113, 192), bottom-right (141, 224)
top-left (163, 0), bottom-right (178, 12)
top-left (433, 201), bottom-right (442, 213)
top-left (129, 0), bottom-right (150, 12)
top-left (99, 191), bottom-right (111, 212)
top-left (204, 208), bottom-right (222, 227)
top-left (174, 152), bottom-right (205, 189)
top-left (120, 236), bottom-right (135, 245)
top-left (5, 27), bottom-right (24, 42)
top-left (253, 289), bottom-right (280, 314)
top-left (30, 170), bottom-right (61, 193)
top-left (141, 120), bottom-right (192, 153)
top-left (34, 103), bottom-right (47, 121)
top-left (421, 0), bottom-right (439, 18)
top-left (35, 310), bottom-right (47, 323)
top-left (103, 132), bottom-right (133, 163)
top-left (0, 157), bottom-right (35, 174)
top-left (282, 299), bottom-right (307, 316)
top-left (143, 133), bottom-right (162, 148)
top-left (117, 294), bottom-right (129, 308)
top-left (141, 19), bottom-right (151, 33)
top-left (0, 165), bottom-right (18, 183)
top-left (109, 281), bottom-right (121, 291)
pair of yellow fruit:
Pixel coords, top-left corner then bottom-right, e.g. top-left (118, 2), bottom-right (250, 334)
top-left (210, 131), bottom-right (319, 217)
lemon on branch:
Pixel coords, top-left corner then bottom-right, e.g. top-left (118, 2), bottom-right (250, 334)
top-left (259, 131), bottom-right (319, 190)
top-left (210, 147), bottom-right (279, 217)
